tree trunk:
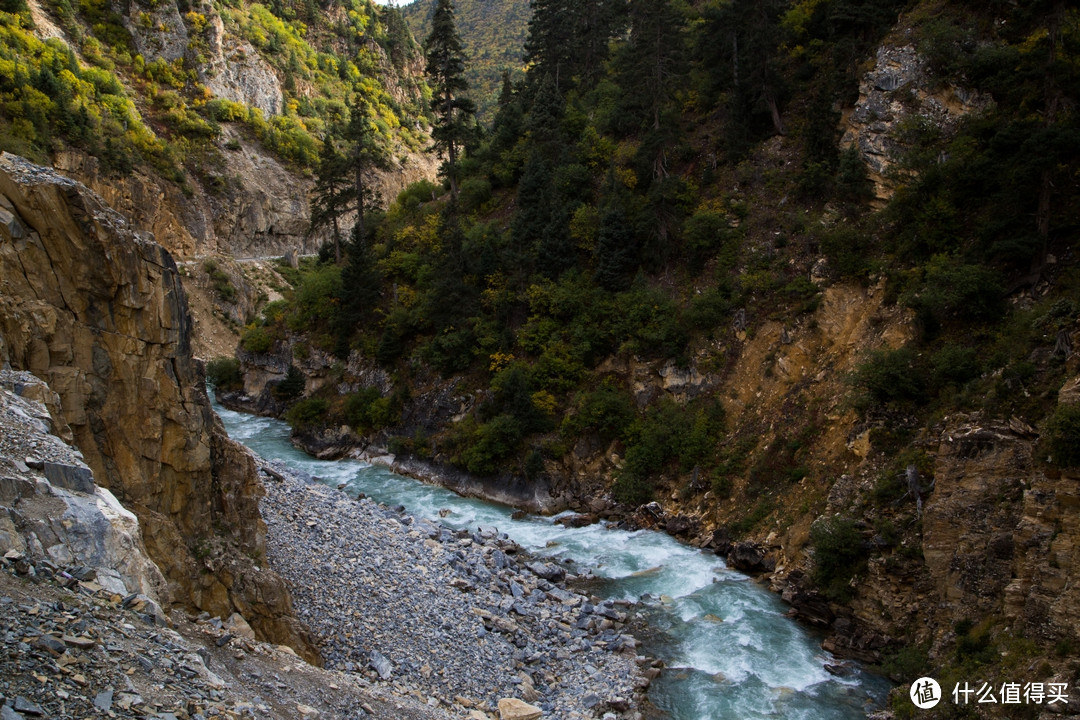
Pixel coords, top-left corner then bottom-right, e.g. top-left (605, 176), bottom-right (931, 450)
top-left (354, 162), bottom-right (366, 246)
top-left (764, 83), bottom-right (785, 136)
top-left (731, 31), bottom-right (739, 88)
top-left (332, 214), bottom-right (342, 264)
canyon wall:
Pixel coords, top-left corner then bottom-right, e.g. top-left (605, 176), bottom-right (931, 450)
top-left (0, 152), bottom-right (318, 662)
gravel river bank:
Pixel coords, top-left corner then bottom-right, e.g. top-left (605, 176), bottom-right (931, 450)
top-left (258, 457), bottom-right (648, 719)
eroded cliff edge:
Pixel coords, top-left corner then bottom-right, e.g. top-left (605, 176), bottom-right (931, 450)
top-left (0, 152), bottom-right (318, 663)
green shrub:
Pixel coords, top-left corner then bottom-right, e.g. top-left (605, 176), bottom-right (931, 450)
top-left (809, 515), bottom-right (867, 600)
top-left (612, 471), bottom-right (653, 506)
top-left (524, 448), bottom-right (544, 479)
top-left (954, 619), bottom-right (996, 666)
top-left (203, 259), bottom-right (236, 303)
top-left (561, 378), bottom-right (634, 441)
top-left (272, 365), bottom-right (305, 401)
top-left (284, 396), bottom-right (329, 429)
top-left (285, 263), bottom-right (343, 334)
top-left (617, 396), bottom-right (725, 499)
top-left (819, 225), bottom-right (872, 279)
top-left (855, 347), bottom-right (925, 405)
top-left (205, 357), bottom-right (242, 392)
top-left (461, 414), bottom-right (522, 475)
top-left (394, 179), bottom-right (440, 211)
top-left (529, 341), bottom-right (585, 394)
top-left (421, 325), bottom-right (477, 376)
top-left (344, 386), bottom-right (402, 432)
top-left (344, 387), bottom-right (381, 429)
top-left (1044, 404), bottom-right (1080, 467)
top-left (906, 255), bottom-right (1003, 329)
top-left (709, 469), bottom-right (732, 497)
top-left (683, 209), bottom-right (728, 270)
top-left (613, 284), bottom-right (687, 359)
top-left (782, 275), bottom-right (822, 315)
top-left (684, 281), bottom-right (738, 334)
top-left (930, 344), bottom-right (981, 387)
top-left (880, 644), bottom-right (930, 682)
top-left (457, 176), bottom-right (492, 212)
top-left (240, 326), bottom-right (274, 353)
top-left (484, 365), bottom-right (550, 434)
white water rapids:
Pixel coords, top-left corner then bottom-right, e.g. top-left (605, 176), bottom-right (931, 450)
top-left (215, 399), bottom-right (890, 718)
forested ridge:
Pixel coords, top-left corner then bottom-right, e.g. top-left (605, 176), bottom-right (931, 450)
top-left (0, 0), bottom-right (429, 184)
top-left (255, 0), bottom-right (1080, 504)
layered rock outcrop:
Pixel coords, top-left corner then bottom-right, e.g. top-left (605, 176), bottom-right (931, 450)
top-left (790, 412), bottom-right (1080, 672)
top-left (841, 44), bottom-right (992, 202)
top-left (0, 153), bottom-right (317, 662)
top-left (0, 367), bottom-right (167, 604)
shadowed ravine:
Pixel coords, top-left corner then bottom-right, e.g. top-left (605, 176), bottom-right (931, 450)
top-left (214, 397), bottom-right (891, 719)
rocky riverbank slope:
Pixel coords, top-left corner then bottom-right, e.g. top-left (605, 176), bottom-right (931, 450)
top-left (257, 457), bottom-right (651, 719)
top-left (0, 555), bottom-right (460, 720)
top-left (0, 352), bottom-right (452, 719)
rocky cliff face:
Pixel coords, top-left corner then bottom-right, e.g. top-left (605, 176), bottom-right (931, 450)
top-left (841, 44), bottom-right (992, 203)
top-left (0, 366), bottom-right (168, 607)
top-left (817, 408), bottom-right (1080, 663)
top-left (53, 138), bottom-right (438, 262)
top-left (0, 153), bottom-right (317, 662)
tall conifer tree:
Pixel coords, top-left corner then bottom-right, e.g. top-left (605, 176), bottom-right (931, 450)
top-left (309, 136), bottom-right (350, 263)
top-left (309, 94), bottom-right (390, 263)
top-left (424, 0), bottom-right (474, 199)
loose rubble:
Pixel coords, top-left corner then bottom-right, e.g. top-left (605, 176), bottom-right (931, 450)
top-left (0, 361), bottom-right (457, 718)
top-left (0, 560), bottom-right (457, 719)
top-left (258, 458), bottom-right (650, 719)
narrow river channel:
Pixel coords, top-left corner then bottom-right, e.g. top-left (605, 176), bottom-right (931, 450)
top-left (214, 398), bottom-right (890, 719)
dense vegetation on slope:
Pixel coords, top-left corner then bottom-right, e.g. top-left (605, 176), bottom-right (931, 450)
top-left (257, 0), bottom-right (1080, 508)
top-left (401, 0), bottom-right (528, 121)
top-left (0, 0), bottom-right (429, 185)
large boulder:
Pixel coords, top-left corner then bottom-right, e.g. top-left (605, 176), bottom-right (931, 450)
top-left (497, 698), bottom-right (542, 720)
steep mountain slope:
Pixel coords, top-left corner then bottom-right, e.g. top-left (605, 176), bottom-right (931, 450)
top-left (401, 0), bottom-right (528, 121)
top-left (0, 153), bottom-right (317, 660)
top-left (0, 0), bottom-right (438, 259)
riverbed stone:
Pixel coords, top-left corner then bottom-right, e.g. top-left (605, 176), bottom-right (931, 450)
top-left (497, 698), bottom-right (542, 720)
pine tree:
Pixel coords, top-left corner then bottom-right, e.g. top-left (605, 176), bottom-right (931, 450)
top-left (610, 0), bottom-right (687, 179)
top-left (573, 0), bottom-right (625, 87)
top-left (489, 71), bottom-right (523, 154)
top-left (524, 0), bottom-right (622, 93)
top-left (424, 0), bottom-right (475, 199)
top-left (343, 102), bottom-right (390, 246)
top-left (310, 136), bottom-right (350, 263)
top-left (621, 0), bottom-right (686, 135)
top-left (309, 96), bottom-right (389, 263)
top-left (524, 0), bottom-right (574, 92)
top-left (524, 73), bottom-right (564, 148)
top-left (593, 203), bottom-right (638, 291)
top-left (698, 0), bottom-right (787, 158)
